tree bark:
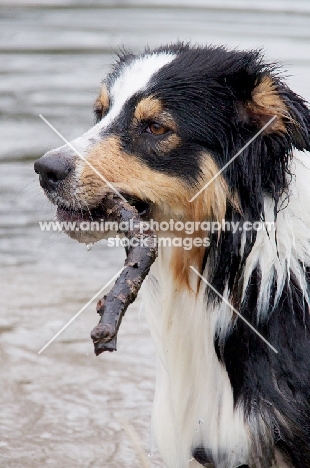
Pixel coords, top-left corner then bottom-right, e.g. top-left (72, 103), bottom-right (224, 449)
top-left (90, 194), bottom-right (158, 355)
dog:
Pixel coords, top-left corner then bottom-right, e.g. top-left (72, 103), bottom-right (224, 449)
top-left (35, 43), bottom-right (310, 468)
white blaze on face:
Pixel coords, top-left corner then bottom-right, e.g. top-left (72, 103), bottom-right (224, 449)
top-left (69, 52), bottom-right (176, 158)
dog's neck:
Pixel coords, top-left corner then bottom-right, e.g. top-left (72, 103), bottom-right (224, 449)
top-left (142, 151), bottom-right (310, 467)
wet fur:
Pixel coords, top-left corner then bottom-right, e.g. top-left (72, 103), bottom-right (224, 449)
top-left (36, 44), bottom-right (310, 467)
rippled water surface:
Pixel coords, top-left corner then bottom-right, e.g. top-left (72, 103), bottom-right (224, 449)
top-left (1, 1), bottom-right (310, 467)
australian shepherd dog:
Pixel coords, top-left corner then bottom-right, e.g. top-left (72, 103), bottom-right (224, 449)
top-left (35, 44), bottom-right (310, 468)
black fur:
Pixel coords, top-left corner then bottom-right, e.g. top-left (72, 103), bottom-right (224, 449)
top-left (35, 40), bottom-right (310, 468)
top-left (101, 44), bottom-right (310, 215)
top-left (98, 44), bottom-right (310, 467)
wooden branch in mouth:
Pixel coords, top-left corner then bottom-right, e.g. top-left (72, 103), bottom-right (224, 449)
top-left (90, 193), bottom-right (158, 355)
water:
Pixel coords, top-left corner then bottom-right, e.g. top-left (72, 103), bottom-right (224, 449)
top-left (1, 1), bottom-right (310, 467)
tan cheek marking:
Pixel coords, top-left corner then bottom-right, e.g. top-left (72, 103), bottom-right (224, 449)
top-left (170, 245), bottom-right (205, 294)
top-left (246, 76), bottom-right (288, 133)
top-left (158, 134), bottom-right (181, 153)
top-left (189, 155), bottom-right (229, 223)
top-left (79, 136), bottom-right (189, 211)
top-left (80, 142), bottom-right (229, 291)
top-left (170, 155), bottom-right (230, 290)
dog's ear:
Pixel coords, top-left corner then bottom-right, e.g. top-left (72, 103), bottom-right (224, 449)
top-left (241, 74), bottom-right (310, 151)
top-left (218, 65), bottom-right (310, 218)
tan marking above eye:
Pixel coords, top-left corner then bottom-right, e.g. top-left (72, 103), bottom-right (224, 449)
top-left (94, 84), bottom-right (110, 119)
top-left (93, 98), bottom-right (103, 117)
top-left (134, 96), bottom-right (163, 121)
top-left (134, 96), bottom-right (178, 133)
top-left (99, 84), bottom-right (110, 109)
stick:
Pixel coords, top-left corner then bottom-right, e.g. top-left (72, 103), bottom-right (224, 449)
top-left (90, 194), bottom-right (158, 355)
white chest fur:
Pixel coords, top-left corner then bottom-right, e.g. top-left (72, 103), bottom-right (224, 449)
top-left (142, 249), bottom-right (251, 468)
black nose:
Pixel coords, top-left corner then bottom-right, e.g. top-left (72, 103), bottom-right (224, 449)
top-left (34, 152), bottom-right (74, 191)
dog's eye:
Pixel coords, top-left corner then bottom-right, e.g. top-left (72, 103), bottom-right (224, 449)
top-left (145, 122), bottom-right (168, 135)
top-left (94, 102), bottom-right (105, 123)
top-left (94, 96), bottom-right (109, 123)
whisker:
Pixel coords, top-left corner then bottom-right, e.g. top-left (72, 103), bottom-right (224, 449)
top-left (9, 179), bottom-right (39, 214)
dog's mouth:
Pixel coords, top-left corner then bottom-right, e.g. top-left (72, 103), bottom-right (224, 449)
top-left (56, 195), bottom-right (151, 223)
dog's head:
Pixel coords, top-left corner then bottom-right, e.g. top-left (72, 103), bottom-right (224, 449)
top-left (35, 43), bottom-right (310, 249)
